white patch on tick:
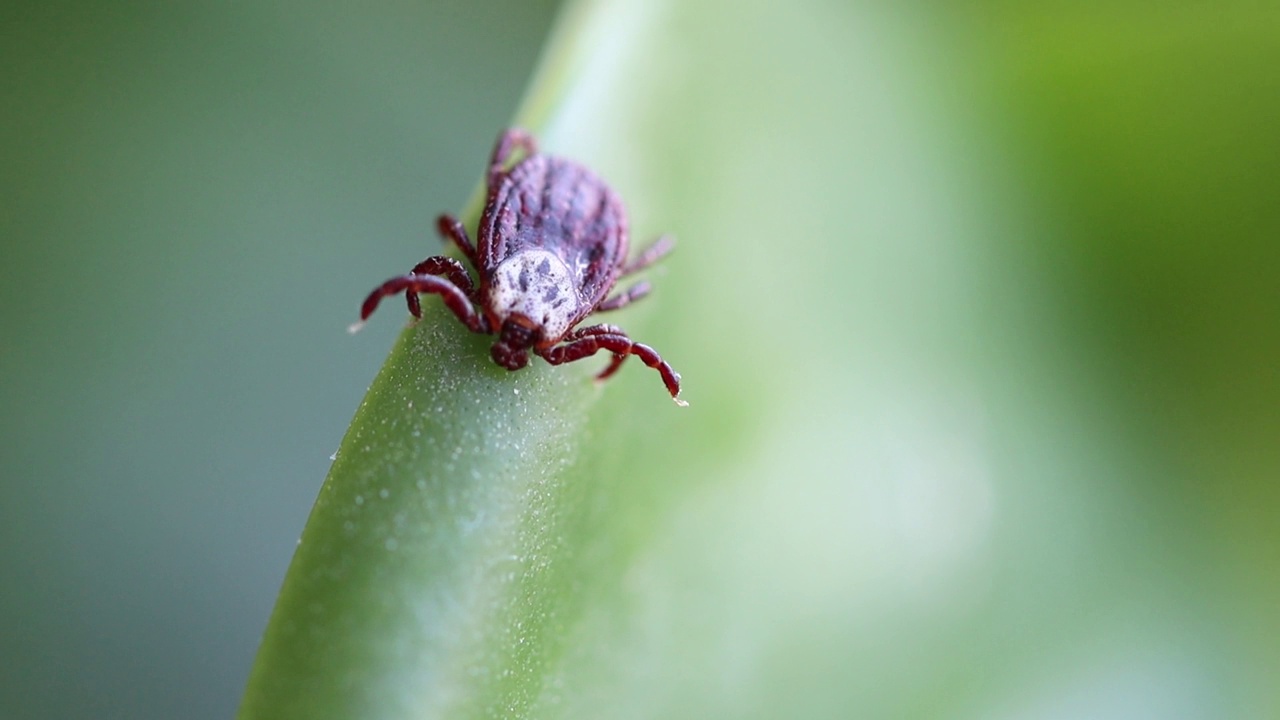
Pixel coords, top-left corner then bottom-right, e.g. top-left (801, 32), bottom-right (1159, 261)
top-left (488, 249), bottom-right (580, 339)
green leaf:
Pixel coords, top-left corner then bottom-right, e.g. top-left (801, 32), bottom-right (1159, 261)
top-left (238, 306), bottom-right (599, 718)
top-left (239, 2), bottom-right (690, 717)
top-left (241, 0), bottom-right (1279, 717)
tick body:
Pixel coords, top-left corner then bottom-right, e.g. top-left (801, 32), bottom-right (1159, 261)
top-left (352, 128), bottom-right (685, 405)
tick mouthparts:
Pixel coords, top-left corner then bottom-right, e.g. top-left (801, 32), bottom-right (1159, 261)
top-left (347, 320), bottom-right (367, 334)
top-left (673, 396), bottom-right (689, 407)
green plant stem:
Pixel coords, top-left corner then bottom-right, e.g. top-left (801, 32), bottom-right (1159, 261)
top-left (239, 304), bottom-right (596, 718)
top-left (237, 3), bottom-right (631, 715)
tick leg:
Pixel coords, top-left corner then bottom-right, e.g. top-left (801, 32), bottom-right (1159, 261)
top-left (404, 255), bottom-right (476, 317)
top-left (621, 234), bottom-right (675, 276)
top-left (540, 331), bottom-right (685, 406)
top-left (350, 274), bottom-right (487, 334)
top-left (595, 281), bottom-right (651, 313)
top-left (567, 324), bottom-right (627, 339)
top-left (488, 128), bottom-right (539, 186)
top-left (564, 324), bottom-right (629, 380)
top-left (436, 214), bottom-right (478, 266)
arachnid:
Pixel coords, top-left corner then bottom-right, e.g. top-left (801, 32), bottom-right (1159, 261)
top-left (351, 128), bottom-right (685, 406)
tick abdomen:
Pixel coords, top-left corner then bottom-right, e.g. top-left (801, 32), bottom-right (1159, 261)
top-left (483, 155), bottom-right (628, 307)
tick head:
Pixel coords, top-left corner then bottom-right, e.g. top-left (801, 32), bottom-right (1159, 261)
top-left (487, 249), bottom-right (580, 342)
top-left (491, 316), bottom-right (536, 370)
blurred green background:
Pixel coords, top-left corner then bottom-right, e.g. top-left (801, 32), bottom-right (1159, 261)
top-left (1, 2), bottom-right (557, 717)
top-left (3, 1), bottom-right (1277, 719)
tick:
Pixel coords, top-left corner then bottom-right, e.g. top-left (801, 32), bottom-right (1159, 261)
top-left (350, 128), bottom-right (686, 406)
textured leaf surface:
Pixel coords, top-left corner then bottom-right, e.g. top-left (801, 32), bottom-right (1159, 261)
top-left (239, 1), bottom-right (1280, 718)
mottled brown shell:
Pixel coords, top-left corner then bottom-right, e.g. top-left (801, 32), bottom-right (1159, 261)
top-left (476, 153), bottom-right (629, 339)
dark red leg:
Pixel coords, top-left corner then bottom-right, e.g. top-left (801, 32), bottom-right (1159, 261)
top-left (404, 255), bottom-right (475, 317)
top-left (539, 331), bottom-right (685, 405)
top-left (436, 214), bottom-right (478, 266)
top-left (566, 324), bottom-right (627, 339)
top-left (564, 324), bottom-right (628, 380)
top-left (488, 128), bottom-right (538, 186)
top-left (621, 234), bottom-right (675, 276)
top-left (349, 274), bottom-right (488, 334)
top-left (596, 281), bottom-right (652, 313)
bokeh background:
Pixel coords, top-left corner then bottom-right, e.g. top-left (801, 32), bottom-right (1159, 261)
top-left (1, 2), bottom-right (557, 717)
top-left (3, 1), bottom-right (1277, 719)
